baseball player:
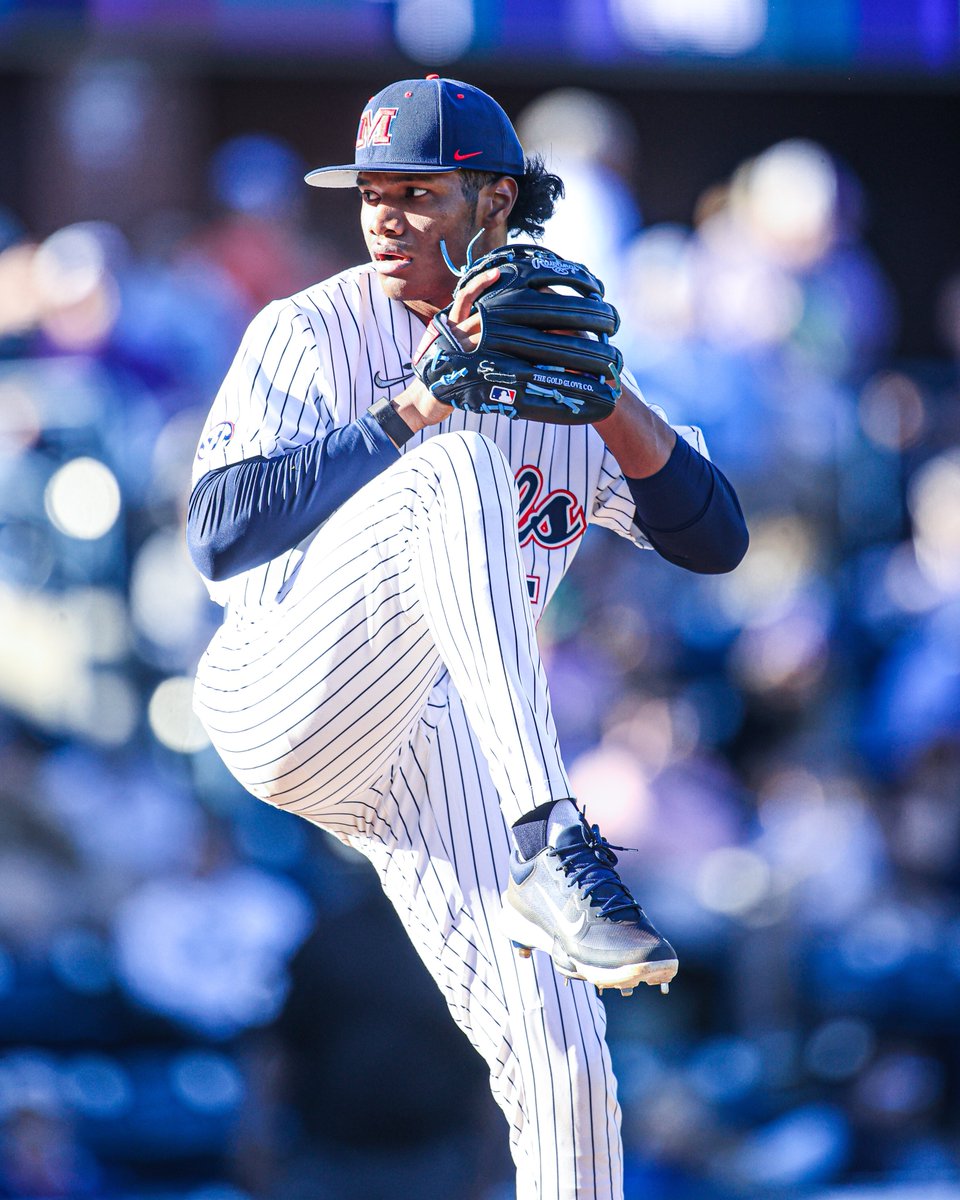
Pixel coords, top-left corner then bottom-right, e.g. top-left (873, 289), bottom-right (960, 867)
top-left (188, 76), bottom-right (747, 1200)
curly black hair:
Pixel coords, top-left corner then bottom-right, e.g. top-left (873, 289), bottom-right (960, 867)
top-left (458, 154), bottom-right (565, 238)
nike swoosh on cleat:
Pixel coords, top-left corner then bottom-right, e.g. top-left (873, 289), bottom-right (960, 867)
top-left (373, 366), bottom-right (413, 389)
top-left (453, 149), bottom-right (483, 160)
top-left (556, 910), bottom-right (588, 938)
top-left (540, 891), bottom-right (588, 938)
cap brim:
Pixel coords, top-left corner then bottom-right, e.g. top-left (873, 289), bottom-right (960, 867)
top-left (305, 162), bottom-right (463, 188)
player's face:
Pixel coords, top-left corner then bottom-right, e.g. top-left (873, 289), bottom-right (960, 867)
top-left (358, 172), bottom-right (480, 311)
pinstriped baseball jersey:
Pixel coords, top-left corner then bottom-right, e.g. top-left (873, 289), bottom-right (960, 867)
top-left (191, 261), bottom-right (707, 614)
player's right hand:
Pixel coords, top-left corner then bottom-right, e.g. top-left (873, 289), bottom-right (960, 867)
top-left (394, 266), bottom-right (501, 435)
top-left (447, 266), bottom-right (500, 338)
top-left (392, 378), bottom-right (452, 434)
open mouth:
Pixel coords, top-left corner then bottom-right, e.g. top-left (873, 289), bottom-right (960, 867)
top-left (373, 248), bottom-right (412, 266)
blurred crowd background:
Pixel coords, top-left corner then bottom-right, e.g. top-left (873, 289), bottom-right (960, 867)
top-left (1, 1), bottom-right (959, 1198)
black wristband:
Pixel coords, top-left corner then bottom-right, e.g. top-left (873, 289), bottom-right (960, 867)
top-left (368, 397), bottom-right (415, 448)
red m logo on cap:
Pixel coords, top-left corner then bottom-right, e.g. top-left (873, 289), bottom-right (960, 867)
top-left (356, 107), bottom-right (399, 150)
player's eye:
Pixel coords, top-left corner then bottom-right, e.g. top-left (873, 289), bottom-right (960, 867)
top-left (406, 187), bottom-right (429, 198)
top-left (359, 189), bottom-right (379, 204)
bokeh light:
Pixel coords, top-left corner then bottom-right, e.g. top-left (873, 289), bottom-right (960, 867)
top-left (394, 0), bottom-right (474, 61)
top-left (696, 846), bottom-right (771, 918)
top-left (859, 371), bottom-right (926, 451)
top-left (908, 450), bottom-right (960, 594)
top-left (804, 1018), bottom-right (875, 1083)
top-left (0, 583), bottom-right (137, 743)
top-left (148, 676), bottom-right (210, 753)
top-left (715, 515), bottom-right (817, 625)
top-left (623, 225), bottom-right (696, 348)
top-left (44, 457), bottom-right (121, 540)
top-left (130, 529), bottom-right (211, 653)
top-left (611, 0), bottom-right (766, 55)
top-left (32, 223), bottom-right (122, 349)
top-left (170, 1051), bottom-right (244, 1113)
top-left (737, 140), bottom-right (838, 268)
top-left (62, 1055), bottom-right (133, 1118)
top-left (568, 743), bottom-right (652, 844)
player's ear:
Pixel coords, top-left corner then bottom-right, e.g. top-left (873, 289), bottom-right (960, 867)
top-left (479, 176), bottom-right (518, 232)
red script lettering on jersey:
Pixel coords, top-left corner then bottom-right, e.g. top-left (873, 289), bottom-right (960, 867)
top-left (516, 466), bottom-right (587, 550)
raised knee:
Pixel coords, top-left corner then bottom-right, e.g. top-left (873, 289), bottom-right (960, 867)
top-left (411, 430), bottom-right (514, 494)
top-left (418, 428), bottom-right (505, 463)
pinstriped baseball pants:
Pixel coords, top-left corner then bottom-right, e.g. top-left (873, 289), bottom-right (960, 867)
top-left (194, 431), bottom-right (624, 1199)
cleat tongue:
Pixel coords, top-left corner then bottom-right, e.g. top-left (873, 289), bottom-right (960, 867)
top-left (551, 822), bottom-right (590, 852)
top-left (551, 820), bottom-right (641, 922)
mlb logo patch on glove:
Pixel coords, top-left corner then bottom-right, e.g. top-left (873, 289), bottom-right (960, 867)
top-left (488, 385), bottom-right (518, 415)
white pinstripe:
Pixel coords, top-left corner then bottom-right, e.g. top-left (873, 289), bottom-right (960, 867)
top-left (192, 264), bottom-right (704, 1198)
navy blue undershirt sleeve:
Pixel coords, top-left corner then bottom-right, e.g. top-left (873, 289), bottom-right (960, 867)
top-left (626, 433), bottom-right (748, 574)
top-left (187, 412), bottom-right (400, 582)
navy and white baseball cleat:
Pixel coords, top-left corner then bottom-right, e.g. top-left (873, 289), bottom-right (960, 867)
top-left (500, 804), bottom-right (678, 997)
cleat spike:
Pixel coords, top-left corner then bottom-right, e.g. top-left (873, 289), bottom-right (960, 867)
top-left (596, 985), bottom-right (604, 996)
top-left (620, 988), bottom-right (634, 997)
top-left (564, 977), bottom-right (570, 987)
top-left (660, 982), bottom-right (670, 995)
top-left (511, 940), bottom-right (532, 959)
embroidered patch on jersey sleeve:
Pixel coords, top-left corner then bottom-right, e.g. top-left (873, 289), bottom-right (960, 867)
top-left (197, 421), bottom-right (235, 461)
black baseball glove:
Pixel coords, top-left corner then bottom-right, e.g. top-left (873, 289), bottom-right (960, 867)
top-left (411, 244), bottom-right (622, 425)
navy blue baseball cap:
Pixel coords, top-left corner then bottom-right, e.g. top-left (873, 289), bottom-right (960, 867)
top-left (305, 75), bottom-right (525, 188)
